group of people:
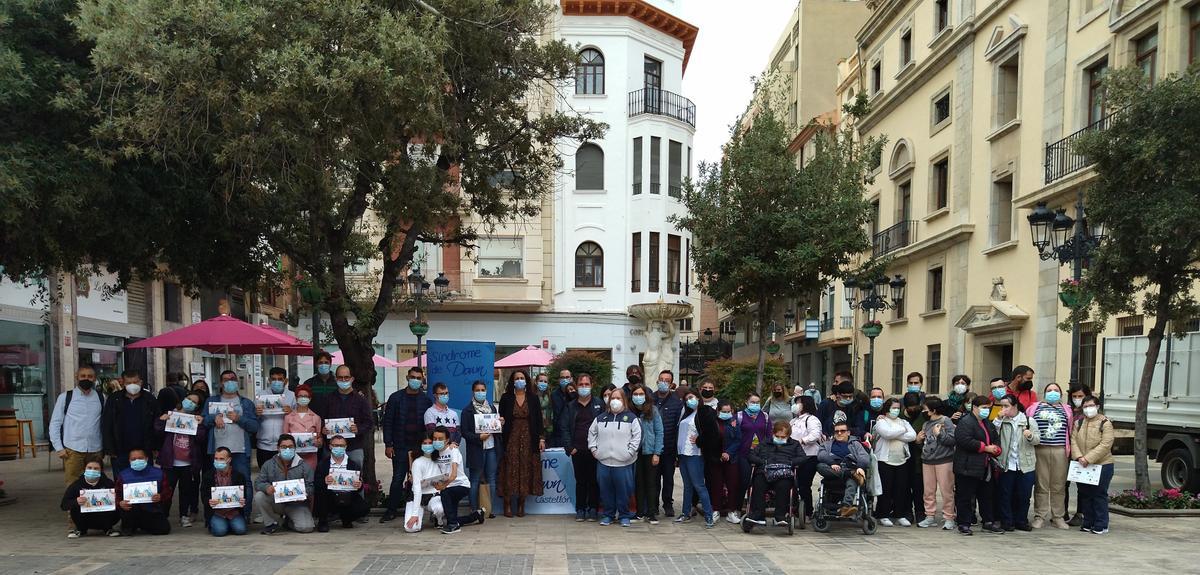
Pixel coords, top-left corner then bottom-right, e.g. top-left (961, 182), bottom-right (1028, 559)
top-left (49, 353), bottom-right (1116, 540)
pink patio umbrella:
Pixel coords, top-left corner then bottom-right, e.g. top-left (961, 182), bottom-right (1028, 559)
top-left (494, 345), bottom-right (555, 368)
top-left (397, 353), bottom-right (428, 368)
top-left (302, 350), bottom-right (404, 368)
top-left (126, 314), bottom-right (313, 355)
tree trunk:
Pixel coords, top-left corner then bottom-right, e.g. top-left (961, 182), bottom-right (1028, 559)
top-left (1134, 305), bottom-right (1171, 493)
top-left (754, 298), bottom-right (771, 396)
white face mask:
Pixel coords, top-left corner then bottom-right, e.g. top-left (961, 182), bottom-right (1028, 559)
top-left (953, 384), bottom-right (968, 395)
top-left (1083, 406), bottom-right (1099, 418)
top-left (125, 383), bottom-right (142, 396)
top-left (609, 399), bottom-right (624, 412)
top-left (1072, 397), bottom-right (1083, 408)
top-left (791, 403), bottom-right (801, 415)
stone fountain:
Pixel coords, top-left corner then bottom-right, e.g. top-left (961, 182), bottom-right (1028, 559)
top-left (628, 301), bottom-right (693, 381)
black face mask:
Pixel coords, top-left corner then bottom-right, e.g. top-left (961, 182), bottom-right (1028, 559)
top-left (700, 389), bottom-right (715, 399)
top-left (628, 375), bottom-right (642, 385)
top-left (773, 391), bottom-right (784, 398)
top-left (78, 379), bottom-right (95, 391)
top-left (1018, 381), bottom-right (1034, 391)
top-left (567, 391), bottom-right (578, 400)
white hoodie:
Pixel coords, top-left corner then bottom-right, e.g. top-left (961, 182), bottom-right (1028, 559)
top-left (872, 415), bottom-right (917, 466)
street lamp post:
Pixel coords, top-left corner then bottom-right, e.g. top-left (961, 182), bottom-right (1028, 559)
top-left (844, 274), bottom-right (906, 388)
top-left (1026, 189), bottom-right (1106, 387)
top-left (404, 269), bottom-right (453, 376)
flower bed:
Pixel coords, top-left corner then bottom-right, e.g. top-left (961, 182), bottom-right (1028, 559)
top-left (1109, 488), bottom-right (1200, 516)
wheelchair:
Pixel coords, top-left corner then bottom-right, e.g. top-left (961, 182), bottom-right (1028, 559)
top-left (811, 456), bottom-right (877, 535)
top-left (739, 465), bottom-right (804, 535)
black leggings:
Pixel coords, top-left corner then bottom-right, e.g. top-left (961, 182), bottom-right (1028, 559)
top-left (166, 465), bottom-right (199, 518)
top-left (795, 458), bottom-right (818, 517)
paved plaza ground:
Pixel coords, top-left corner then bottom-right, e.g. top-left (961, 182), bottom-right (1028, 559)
top-left (1, 443), bottom-right (1197, 574)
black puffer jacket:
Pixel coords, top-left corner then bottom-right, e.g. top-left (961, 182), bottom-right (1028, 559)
top-left (953, 412), bottom-right (997, 479)
top-left (746, 438), bottom-right (807, 471)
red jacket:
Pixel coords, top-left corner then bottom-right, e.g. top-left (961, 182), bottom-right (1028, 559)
top-left (1007, 386), bottom-right (1039, 410)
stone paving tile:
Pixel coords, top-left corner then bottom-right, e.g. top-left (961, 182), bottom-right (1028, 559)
top-left (0, 555), bottom-right (82, 575)
top-left (85, 554), bottom-right (295, 575)
top-left (349, 554), bottom-right (533, 575)
top-left (567, 553), bottom-right (783, 575)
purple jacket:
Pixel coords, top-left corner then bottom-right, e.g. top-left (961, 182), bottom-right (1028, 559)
top-left (737, 410), bottom-right (771, 457)
top-left (155, 416), bottom-right (209, 468)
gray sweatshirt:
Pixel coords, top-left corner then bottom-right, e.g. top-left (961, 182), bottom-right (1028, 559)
top-left (587, 410), bottom-right (642, 467)
top-left (921, 417), bottom-right (957, 465)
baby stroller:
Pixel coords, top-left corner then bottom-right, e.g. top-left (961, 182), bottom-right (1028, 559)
top-left (811, 439), bottom-right (878, 535)
top-left (740, 464), bottom-right (803, 535)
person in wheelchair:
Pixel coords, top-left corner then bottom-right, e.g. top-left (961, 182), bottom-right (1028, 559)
top-left (817, 421), bottom-right (871, 517)
top-left (744, 421), bottom-right (807, 527)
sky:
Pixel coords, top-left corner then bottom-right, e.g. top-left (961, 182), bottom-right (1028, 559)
top-left (681, 1), bottom-right (800, 168)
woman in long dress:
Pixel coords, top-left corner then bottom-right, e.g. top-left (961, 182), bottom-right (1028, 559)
top-left (498, 370), bottom-right (545, 517)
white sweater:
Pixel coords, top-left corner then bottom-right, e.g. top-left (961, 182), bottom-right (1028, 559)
top-left (872, 416), bottom-right (916, 466)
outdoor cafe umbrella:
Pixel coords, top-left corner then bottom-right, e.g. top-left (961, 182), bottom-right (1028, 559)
top-left (493, 345), bottom-right (555, 368)
top-left (125, 314), bottom-right (314, 356)
top-left (397, 354), bottom-right (427, 368)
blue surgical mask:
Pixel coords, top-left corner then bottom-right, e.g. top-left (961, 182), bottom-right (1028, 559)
top-left (130, 459), bottom-right (148, 472)
top-left (337, 380), bottom-right (352, 391)
top-left (181, 399), bottom-right (197, 412)
top-left (432, 440), bottom-right (446, 451)
top-left (331, 446), bottom-right (347, 458)
top-left (686, 398), bottom-right (699, 409)
top-left (537, 381), bottom-right (548, 392)
top-left (317, 364), bottom-right (332, 376)
top-left (513, 380), bottom-right (526, 390)
top-left (718, 412), bottom-right (732, 421)
top-left (907, 385), bottom-right (921, 393)
top-left (222, 380), bottom-right (238, 394)
top-left (437, 393), bottom-right (449, 405)
top-left (978, 407), bottom-right (991, 419)
top-left (869, 397), bottom-right (883, 409)
top-left (838, 398), bottom-right (853, 406)
top-left (408, 378), bottom-right (422, 390)
top-left (560, 378), bottom-right (571, 386)
top-left (84, 469), bottom-right (102, 481)
top-left (270, 380), bottom-right (285, 394)
top-left (772, 437), bottom-right (787, 445)
top-left (420, 444), bottom-right (435, 455)
top-left (746, 402), bottom-right (761, 414)
top-left (657, 382), bottom-right (670, 393)
top-left (1045, 391), bottom-right (1062, 404)
top-left (474, 391), bottom-right (487, 402)
top-left (578, 387), bottom-right (591, 397)
top-left (279, 448), bottom-right (296, 460)
top-left (297, 396), bottom-right (311, 406)
top-left (213, 460), bottom-right (229, 471)
top-left (632, 395), bottom-right (646, 406)
top-left (888, 408), bottom-right (901, 418)
top-left (992, 388), bottom-right (1007, 400)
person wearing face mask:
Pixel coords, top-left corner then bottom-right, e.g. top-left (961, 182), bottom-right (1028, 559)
top-left (900, 391), bottom-right (929, 526)
top-left (707, 401), bottom-right (742, 524)
top-left (904, 372), bottom-right (925, 400)
top-left (733, 393), bottom-right (770, 523)
top-left (764, 384), bottom-right (792, 425)
top-left (650, 369), bottom-right (683, 518)
top-left (789, 395), bottom-right (822, 521)
top-left (157, 372), bottom-right (191, 415)
top-left (499, 369), bottom-right (546, 518)
top-left (191, 380), bottom-right (211, 405)
top-left (817, 380), bottom-right (866, 437)
top-left (114, 448), bottom-right (172, 536)
top-left (946, 375), bottom-right (972, 422)
top-left (62, 460), bottom-right (120, 538)
top-left (255, 367), bottom-right (297, 468)
top-left (406, 434), bottom-right (446, 532)
top-left (872, 397), bottom-right (917, 527)
top-left (1006, 365), bottom-right (1039, 410)
top-left (993, 394), bottom-right (1039, 532)
top-left (154, 392), bottom-right (207, 528)
top-left (587, 389), bottom-right (642, 527)
top-left (424, 382), bottom-right (461, 444)
top-left (1026, 382), bottom-right (1073, 529)
top-left (314, 435), bottom-right (369, 531)
top-left (460, 380), bottom-right (502, 516)
top-left (918, 397), bottom-right (958, 530)
top-left (675, 392), bottom-right (716, 528)
top-left (1071, 396), bottom-right (1113, 534)
top-left (51, 365), bottom-right (106, 492)
top-left (101, 369), bottom-right (162, 474)
top-left (548, 370), bottom-right (573, 448)
top-left (953, 396), bottom-right (1002, 535)
top-left (744, 421), bottom-right (807, 528)
top-left (865, 387), bottom-right (886, 424)
top-left (694, 382), bottom-right (723, 521)
top-left (1063, 382), bottom-right (1093, 527)
top-left (202, 447), bottom-right (249, 536)
top-left (300, 350), bottom-right (337, 396)
top-left (620, 365), bottom-right (644, 406)
top-left (253, 434), bottom-right (315, 534)
top-left (315, 366), bottom-right (374, 466)
top-left (533, 373), bottom-right (557, 448)
top-left (202, 370), bottom-right (260, 518)
top-left (283, 385), bottom-right (324, 470)
top-left (560, 373), bottom-right (603, 521)
top-left (629, 386), bottom-right (663, 524)
top-left (380, 367), bottom-right (434, 523)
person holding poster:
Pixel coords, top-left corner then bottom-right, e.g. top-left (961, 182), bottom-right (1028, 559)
top-left (1071, 396), bottom-right (1114, 534)
top-left (316, 366), bottom-right (374, 466)
top-left (203, 369), bottom-right (261, 519)
top-left (283, 385), bottom-right (324, 470)
top-left (380, 368), bottom-right (433, 524)
top-left (461, 380), bottom-right (503, 515)
top-left (253, 434), bottom-right (315, 535)
top-left (314, 435), bottom-right (369, 531)
top-left (498, 371), bottom-right (545, 518)
top-left (255, 367), bottom-right (297, 467)
top-left (155, 391), bottom-right (207, 528)
top-left (61, 460), bottom-right (119, 538)
top-left (114, 448), bottom-right (172, 536)
top-left (201, 447), bottom-right (249, 537)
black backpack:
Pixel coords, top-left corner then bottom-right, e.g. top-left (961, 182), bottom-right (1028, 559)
top-left (59, 389), bottom-right (105, 447)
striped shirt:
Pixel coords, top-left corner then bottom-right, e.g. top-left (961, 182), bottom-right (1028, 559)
top-left (1033, 403), bottom-right (1068, 446)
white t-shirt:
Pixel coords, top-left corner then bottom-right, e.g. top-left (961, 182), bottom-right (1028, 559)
top-left (436, 447), bottom-right (470, 490)
top-left (677, 412), bottom-right (700, 457)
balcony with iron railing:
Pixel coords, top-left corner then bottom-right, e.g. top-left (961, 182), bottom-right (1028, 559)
top-left (628, 88), bottom-right (697, 127)
top-left (841, 315), bottom-right (854, 329)
top-left (872, 220), bottom-right (917, 258)
top-left (819, 318), bottom-right (833, 332)
top-left (1044, 108), bottom-right (1123, 184)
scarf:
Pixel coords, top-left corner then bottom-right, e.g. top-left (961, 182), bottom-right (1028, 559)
top-left (471, 399), bottom-right (493, 415)
top-left (945, 392), bottom-right (967, 412)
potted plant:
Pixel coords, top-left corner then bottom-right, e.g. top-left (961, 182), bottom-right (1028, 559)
top-left (408, 319), bottom-right (430, 337)
top-left (1058, 278), bottom-right (1090, 308)
top-left (860, 319), bottom-right (883, 338)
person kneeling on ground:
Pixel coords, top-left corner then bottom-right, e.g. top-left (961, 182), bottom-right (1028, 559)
top-left (253, 434), bottom-right (315, 535)
top-left (314, 434), bottom-right (370, 532)
top-left (62, 460), bottom-right (120, 538)
top-left (202, 447), bottom-right (249, 536)
top-left (406, 435), bottom-right (447, 532)
top-left (744, 421), bottom-right (807, 527)
top-left (114, 448), bottom-right (172, 536)
top-left (428, 426), bottom-right (484, 534)
top-left (816, 422), bottom-right (870, 517)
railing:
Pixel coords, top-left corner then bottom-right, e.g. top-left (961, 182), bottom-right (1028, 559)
top-left (628, 88), bottom-right (697, 127)
top-left (872, 220), bottom-right (917, 258)
top-left (667, 281), bottom-right (681, 294)
top-left (819, 318), bottom-right (833, 332)
top-left (841, 315), bottom-right (855, 329)
top-left (649, 279), bottom-right (660, 292)
top-left (1044, 108), bottom-right (1123, 184)
top-left (668, 184), bottom-right (682, 198)
top-left (649, 183), bottom-right (661, 195)
top-left (632, 182), bottom-right (642, 195)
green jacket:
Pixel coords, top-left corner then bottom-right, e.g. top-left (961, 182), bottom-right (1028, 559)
top-left (994, 412), bottom-right (1039, 473)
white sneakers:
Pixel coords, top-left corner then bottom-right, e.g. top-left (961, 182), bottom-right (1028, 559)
top-left (710, 511), bottom-right (721, 525)
top-left (180, 516), bottom-right (194, 528)
top-left (897, 518), bottom-right (912, 527)
top-left (917, 517), bottom-right (939, 528)
top-left (942, 520), bottom-right (957, 530)
top-left (726, 511), bottom-right (742, 524)
top-left (878, 518), bottom-right (894, 527)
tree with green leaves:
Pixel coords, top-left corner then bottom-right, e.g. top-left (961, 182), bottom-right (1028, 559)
top-left (1071, 67), bottom-right (1200, 493)
top-left (72, 0), bottom-right (603, 391)
top-left (673, 83), bottom-right (883, 394)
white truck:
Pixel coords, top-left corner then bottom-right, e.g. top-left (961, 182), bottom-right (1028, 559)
top-left (1103, 332), bottom-right (1200, 491)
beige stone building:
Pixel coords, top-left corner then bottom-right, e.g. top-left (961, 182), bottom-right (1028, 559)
top-left (837, 0), bottom-right (1200, 396)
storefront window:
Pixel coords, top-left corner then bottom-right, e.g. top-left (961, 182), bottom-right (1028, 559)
top-left (0, 320), bottom-right (50, 395)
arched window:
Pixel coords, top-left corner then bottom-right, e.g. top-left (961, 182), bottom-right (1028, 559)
top-left (576, 48), bottom-right (605, 95)
top-left (890, 140), bottom-right (913, 175)
top-left (575, 242), bottom-right (604, 288)
top-left (575, 143), bottom-right (604, 190)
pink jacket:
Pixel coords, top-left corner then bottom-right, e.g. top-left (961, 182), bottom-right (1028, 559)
top-left (1025, 402), bottom-right (1074, 455)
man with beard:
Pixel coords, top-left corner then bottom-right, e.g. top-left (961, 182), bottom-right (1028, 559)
top-left (1007, 366), bottom-right (1038, 409)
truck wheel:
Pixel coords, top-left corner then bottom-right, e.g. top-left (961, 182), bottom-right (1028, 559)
top-left (1160, 448), bottom-right (1200, 492)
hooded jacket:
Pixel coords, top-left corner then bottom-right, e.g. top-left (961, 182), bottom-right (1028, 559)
top-left (995, 412), bottom-right (1040, 472)
top-left (587, 410), bottom-right (642, 467)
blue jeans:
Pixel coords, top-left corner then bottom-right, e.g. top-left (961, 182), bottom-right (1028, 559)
top-left (679, 455), bottom-right (712, 519)
top-left (1078, 463), bottom-right (1114, 531)
top-left (597, 462), bottom-right (635, 521)
top-left (229, 452), bottom-right (252, 518)
top-left (209, 514), bottom-right (247, 537)
top-left (385, 453), bottom-right (411, 514)
top-left (996, 469), bottom-right (1036, 528)
top-left (468, 448), bottom-right (499, 510)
